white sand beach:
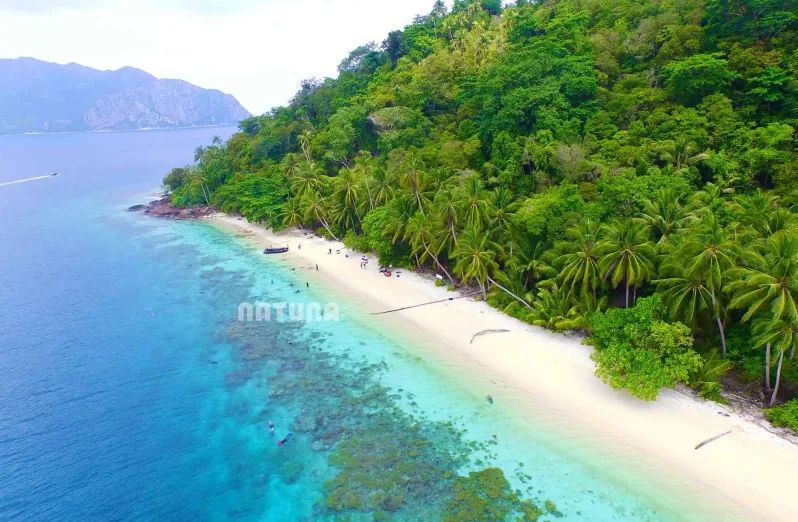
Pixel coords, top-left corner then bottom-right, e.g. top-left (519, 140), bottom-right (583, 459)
top-left (208, 214), bottom-right (798, 522)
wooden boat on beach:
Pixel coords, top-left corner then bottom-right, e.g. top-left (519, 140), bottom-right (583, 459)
top-left (263, 247), bottom-right (289, 254)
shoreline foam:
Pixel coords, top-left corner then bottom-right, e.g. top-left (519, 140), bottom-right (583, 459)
top-left (207, 213), bottom-right (798, 522)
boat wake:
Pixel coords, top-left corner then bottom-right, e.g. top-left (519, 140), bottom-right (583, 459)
top-left (0, 174), bottom-right (57, 188)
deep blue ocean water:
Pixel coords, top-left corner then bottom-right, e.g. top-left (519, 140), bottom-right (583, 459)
top-left (0, 129), bottom-right (733, 521)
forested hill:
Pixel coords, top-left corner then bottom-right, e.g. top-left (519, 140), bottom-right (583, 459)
top-left (167, 0), bottom-right (798, 422)
top-left (0, 58), bottom-right (250, 134)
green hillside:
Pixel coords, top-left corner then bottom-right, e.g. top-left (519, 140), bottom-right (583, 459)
top-left (165, 0), bottom-right (798, 420)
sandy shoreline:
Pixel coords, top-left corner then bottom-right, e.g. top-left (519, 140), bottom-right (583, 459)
top-left (208, 213), bottom-right (798, 522)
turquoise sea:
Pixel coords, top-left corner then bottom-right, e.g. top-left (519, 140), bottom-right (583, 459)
top-left (0, 129), bottom-right (735, 521)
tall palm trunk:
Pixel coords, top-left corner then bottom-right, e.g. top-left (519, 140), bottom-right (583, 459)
top-left (716, 316), bottom-right (728, 358)
top-left (320, 219), bottom-right (339, 241)
top-left (625, 278), bottom-right (630, 308)
top-left (790, 344), bottom-right (795, 360)
top-left (422, 240), bottom-right (456, 288)
top-left (765, 343), bottom-right (772, 391)
top-left (477, 279), bottom-right (487, 301)
top-left (200, 181), bottom-right (211, 206)
top-left (364, 177), bottom-right (374, 211)
top-left (710, 290), bottom-right (728, 358)
top-left (487, 276), bottom-right (534, 313)
top-left (770, 351), bottom-right (785, 406)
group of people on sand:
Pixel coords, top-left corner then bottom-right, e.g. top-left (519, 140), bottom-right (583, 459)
top-left (360, 255), bottom-right (370, 269)
top-left (269, 419), bottom-right (293, 447)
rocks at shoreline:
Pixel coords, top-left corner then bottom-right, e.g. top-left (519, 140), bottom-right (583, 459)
top-left (128, 198), bottom-right (215, 219)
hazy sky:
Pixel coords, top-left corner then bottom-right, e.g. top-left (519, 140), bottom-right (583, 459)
top-left (0, 0), bottom-right (442, 115)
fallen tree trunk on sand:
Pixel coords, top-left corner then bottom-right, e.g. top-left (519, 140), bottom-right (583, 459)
top-left (695, 430), bottom-right (732, 450)
top-left (470, 329), bottom-right (510, 344)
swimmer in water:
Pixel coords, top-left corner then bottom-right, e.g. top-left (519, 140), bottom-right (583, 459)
top-left (269, 420), bottom-right (275, 436)
top-left (277, 433), bottom-right (293, 446)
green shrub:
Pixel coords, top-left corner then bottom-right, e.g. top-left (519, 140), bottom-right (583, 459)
top-left (765, 400), bottom-right (798, 433)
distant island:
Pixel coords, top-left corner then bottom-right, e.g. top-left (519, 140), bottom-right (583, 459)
top-left (0, 58), bottom-right (251, 134)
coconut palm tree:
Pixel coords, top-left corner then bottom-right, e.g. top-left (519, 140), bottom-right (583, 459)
top-left (193, 146), bottom-right (206, 166)
top-left (509, 240), bottom-right (556, 291)
top-left (679, 216), bottom-right (738, 356)
top-left (301, 192), bottom-right (338, 241)
top-left (460, 173), bottom-right (491, 229)
top-left (211, 135), bottom-right (222, 146)
top-left (400, 152), bottom-right (428, 215)
top-left (751, 319), bottom-right (798, 405)
top-left (432, 184), bottom-right (461, 255)
top-left (596, 219), bottom-right (657, 307)
top-left (331, 168), bottom-right (363, 231)
top-left (489, 186), bottom-right (521, 257)
top-left (637, 189), bottom-right (696, 244)
top-left (727, 232), bottom-right (798, 388)
top-left (289, 162), bottom-right (326, 199)
top-left (453, 226), bottom-right (499, 301)
top-left (370, 168), bottom-right (397, 207)
top-left (655, 269), bottom-right (716, 331)
top-left (185, 167), bottom-right (210, 206)
top-left (382, 195), bottom-right (418, 244)
top-left (281, 198), bottom-right (305, 230)
top-left (659, 136), bottom-right (709, 170)
top-left (352, 151), bottom-right (375, 211)
top-left (404, 213), bottom-right (456, 286)
top-left (555, 219), bottom-right (603, 298)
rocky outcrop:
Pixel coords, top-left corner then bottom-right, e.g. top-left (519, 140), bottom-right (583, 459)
top-left (140, 198), bottom-right (216, 219)
top-left (0, 58), bottom-right (250, 134)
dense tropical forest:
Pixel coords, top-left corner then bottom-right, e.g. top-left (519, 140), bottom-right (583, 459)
top-left (164, 0), bottom-right (798, 430)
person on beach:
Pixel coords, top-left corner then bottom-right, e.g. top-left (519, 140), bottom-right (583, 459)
top-left (328, 248), bottom-right (332, 254)
top-left (306, 282), bottom-right (309, 288)
top-left (298, 244), bottom-right (301, 250)
top-left (316, 264), bottom-right (319, 271)
top-left (277, 433), bottom-right (293, 446)
top-left (269, 420), bottom-right (275, 436)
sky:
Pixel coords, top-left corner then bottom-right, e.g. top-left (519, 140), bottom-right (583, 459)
top-left (0, 0), bottom-right (443, 115)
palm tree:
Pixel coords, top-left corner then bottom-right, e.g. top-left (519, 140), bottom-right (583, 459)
top-left (400, 152), bottom-right (428, 215)
top-left (432, 184), bottom-right (461, 255)
top-left (353, 151), bottom-right (375, 211)
top-left (597, 219), bottom-right (657, 307)
top-left (193, 146), bottom-right (206, 166)
top-left (655, 269), bottom-right (716, 331)
top-left (185, 167), bottom-right (210, 206)
top-left (211, 135), bottom-right (222, 146)
top-left (555, 220), bottom-right (603, 298)
top-left (489, 187), bottom-right (521, 257)
top-left (460, 173), bottom-right (491, 229)
top-left (298, 129), bottom-right (314, 163)
top-left (370, 168), bottom-right (397, 207)
top-left (727, 232), bottom-right (798, 389)
top-left (331, 168), bottom-right (363, 231)
top-left (679, 216), bottom-right (738, 356)
top-left (751, 319), bottom-right (798, 405)
top-left (404, 213), bottom-right (456, 287)
top-left (638, 189), bottom-right (695, 244)
top-left (281, 198), bottom-right (305, 230)
top-left (281, 153), bottom-right (303, 180)
top-left (453, 226), bottom-right (499, 301)
top-left (382, 195), bottom-right (418, 244)
top-left (301, 193), bottom-right (338, 241)
top-left (659, 136), bottom-right (709, 170)
top-left (289, 162), bottom-right (326, 199)
top-left (508, 239), bottom-right (556, 291)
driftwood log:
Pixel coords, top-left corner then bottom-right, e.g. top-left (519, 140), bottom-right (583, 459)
top-left (695, 430), bottom-right (733, 450)
top-left (470, 329), bottom-right (510, 344)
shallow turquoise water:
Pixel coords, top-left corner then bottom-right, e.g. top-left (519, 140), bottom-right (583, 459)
top-left (0, 130), bottom-right (715, 521)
